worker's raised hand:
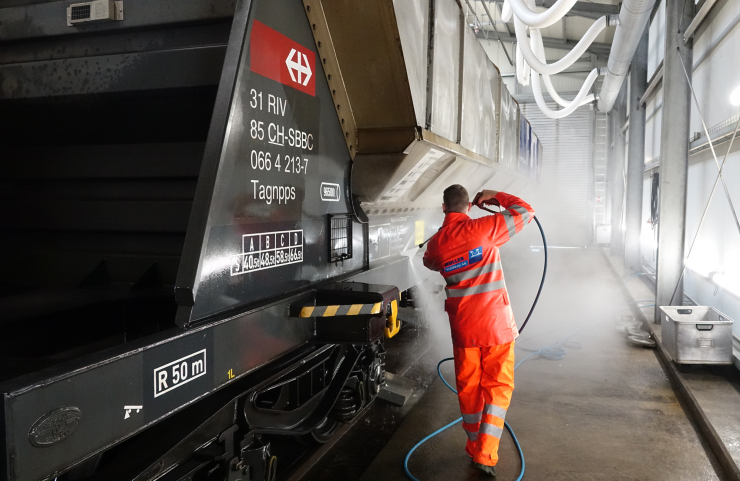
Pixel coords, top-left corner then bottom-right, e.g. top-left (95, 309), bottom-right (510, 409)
top-left (472, 189), bottom-right (501, 208)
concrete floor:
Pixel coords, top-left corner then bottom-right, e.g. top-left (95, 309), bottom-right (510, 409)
top-left (611, 252), bottom-right (740, 476)
top-left (353, 246), bottom-right (725, 480)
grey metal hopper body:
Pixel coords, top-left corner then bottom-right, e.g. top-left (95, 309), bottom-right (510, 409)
top-left (305, 0), bottom-right (542, 215)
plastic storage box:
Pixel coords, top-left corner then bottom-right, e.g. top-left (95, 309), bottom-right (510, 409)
top-left (659, 306), bottom-right (734, 365)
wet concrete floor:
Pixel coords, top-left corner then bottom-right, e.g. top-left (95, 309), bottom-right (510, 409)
top-left (610, 251), bottom-right (740, 476)
top-left (302, 244), bottom-right (725, 480)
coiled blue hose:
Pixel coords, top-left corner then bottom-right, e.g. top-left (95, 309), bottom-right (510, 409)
top-left (404, 215), bottom-right (549, 480)
top-left (402, 334), bottom-right (577, 481)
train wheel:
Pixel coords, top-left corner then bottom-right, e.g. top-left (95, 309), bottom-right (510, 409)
top-left (297, 417), bottom-right (340, 445)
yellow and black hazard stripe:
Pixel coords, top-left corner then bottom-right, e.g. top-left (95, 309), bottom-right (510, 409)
top-left (299, 303), bottom-right (382, 318)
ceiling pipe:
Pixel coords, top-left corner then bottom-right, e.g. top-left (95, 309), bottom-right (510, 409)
top-left (597, 0), bottom-right (656, 111)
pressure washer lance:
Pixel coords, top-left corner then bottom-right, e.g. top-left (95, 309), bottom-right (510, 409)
top-left (404, 206), bottom-right (548, 481)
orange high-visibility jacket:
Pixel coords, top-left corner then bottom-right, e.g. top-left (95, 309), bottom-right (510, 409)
top-left (423, 192), bottom-right (535, 347)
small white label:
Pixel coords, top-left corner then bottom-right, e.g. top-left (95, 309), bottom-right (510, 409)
top-left (320, 182), bottom-right (341, 202)
top-left (153, 350), bottom-right (207, 398)
top-left (123, 405), bottom-right (143, 419)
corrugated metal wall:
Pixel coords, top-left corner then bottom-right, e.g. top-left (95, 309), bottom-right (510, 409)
top-left (520, 101), bottom-right (593, 245)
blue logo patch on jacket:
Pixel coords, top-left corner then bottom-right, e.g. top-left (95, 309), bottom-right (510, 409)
top-left (443, 256), bottom-right (468, 273)
top-left (469, 246), bottom-right (483, 264)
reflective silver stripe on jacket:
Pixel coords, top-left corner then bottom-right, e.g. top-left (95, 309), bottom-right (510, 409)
top-left (479, 422), bottom-right (503, 438)
top-left (464, 428), bottom-right (478, 441)
top-left (484, 404), bottom-right (507, 420)
top-left (462, 410), bottom-right (483, 424)
top-left (445, 261), bottom-right (502, 285)
top-left (445, 279), bottom-right (506, 298)
top-left (501, 212), bottom-right (517, 238)
top-left (510, 204), bottom-right (531, 224)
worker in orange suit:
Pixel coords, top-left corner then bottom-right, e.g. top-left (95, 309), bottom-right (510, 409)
top-left (423, 184), bottom-right (535, 477)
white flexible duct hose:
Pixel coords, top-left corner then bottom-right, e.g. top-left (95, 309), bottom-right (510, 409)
top-left (514, 15), bottom-right (607, 75)
top-left (532, 67), bottom-right (599, 119)
top-left (516, 41), bottom-right (530, 86)
top-left (542, 72), bottom-right (594, 107)
top-left (531, 29), bottom-right (594, 107)
top-left (501, 0), bottom-right (513, 22)
top-left (505, 0), bottom-right (579, 29)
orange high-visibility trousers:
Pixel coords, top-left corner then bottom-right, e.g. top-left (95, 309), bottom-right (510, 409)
top-left (453, 341), bottom-right (515, 466)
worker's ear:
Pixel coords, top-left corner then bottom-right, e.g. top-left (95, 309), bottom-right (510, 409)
top-left (442, 203), bottom-right (447, 214)
top-left (468, 202), bottom-right (472, 212)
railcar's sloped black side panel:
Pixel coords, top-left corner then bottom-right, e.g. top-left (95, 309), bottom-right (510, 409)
top-left (176, 0), bottom-right (364, 325)
top-left (0, 18), bottom-right (231, 373)
top-left (0, 1), bottom-right (371, 480)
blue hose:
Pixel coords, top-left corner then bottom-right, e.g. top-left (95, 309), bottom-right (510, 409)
top-left (402, 359), bottom-right (526, 481)
top-left (403, 342), bottom-right (571, 481)
top-left (404, 215), bottom-right (550, 480)
top-left (622, 272), bottom-right (647, 286)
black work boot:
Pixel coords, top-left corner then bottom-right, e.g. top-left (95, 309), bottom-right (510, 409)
top-left (472, 461), bottom-right (497, 477)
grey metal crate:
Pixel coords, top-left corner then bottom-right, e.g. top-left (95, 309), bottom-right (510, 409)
top-left (660, 306), bottom-right (734, 365)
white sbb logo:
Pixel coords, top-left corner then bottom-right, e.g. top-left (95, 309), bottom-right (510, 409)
top-left (285, 48), bottom-right (312, 86)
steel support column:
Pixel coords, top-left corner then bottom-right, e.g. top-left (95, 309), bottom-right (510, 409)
top-left (654, 0), bottom-right (694, 321)
top-left (609, 86), bottom-right (627, 252)
top-left (624, 27), bottom-right (648, 272)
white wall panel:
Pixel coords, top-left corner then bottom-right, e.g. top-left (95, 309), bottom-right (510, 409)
top-left (640, 175), bottom-right (657, 270)
top-left (690, 0), bottom-right (740, 136)
top-left (647, 0), bottom-right (666, 79)
top-left (693, 0), bottom-right (740, 58)
top-left (644, 86), bottom-right (663, 164)
top-left (684, 148), bottom-right (740, 338)
top-left (642, 0), bottom-right (740, 345)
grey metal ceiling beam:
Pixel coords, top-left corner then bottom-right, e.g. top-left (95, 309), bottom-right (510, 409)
top-left (501, 67), bottom-right (596, 77)
top-left (486, 0), bottom-right (620, 19)
top-left (475, 30), bottom-right (611, 57)
top-left (536, 0), bottom-right (620, 19)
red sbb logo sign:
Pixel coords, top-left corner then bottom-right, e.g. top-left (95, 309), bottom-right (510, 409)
top-left (250, 20), bottom-right (316, 96)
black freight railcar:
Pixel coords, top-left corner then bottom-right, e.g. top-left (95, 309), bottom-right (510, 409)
top-left (0, 1), bottom-right (398, 480)
top-left (0, 0), bottom-right (541, 479)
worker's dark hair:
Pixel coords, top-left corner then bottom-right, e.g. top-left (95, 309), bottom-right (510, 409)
top-left (443, 184), bottom-right (469, 213)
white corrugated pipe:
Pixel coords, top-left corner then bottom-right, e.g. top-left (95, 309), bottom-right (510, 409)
top-left (529, 27), bottom-right (598, 118)
top-left (597, 0), bottom-right (656, 111)
top-left (516, 42), bottom-right (531, 86)
top-left (531, 29), bottom-right (595, 107)
top-left (532, 68), bottom-right (599, 118)
top-left (501, 0), bottom-right (513, 22)
top-left (502, 0), bottom-right (579, 29)
top-left (514, 15), bottom-right (608, 75)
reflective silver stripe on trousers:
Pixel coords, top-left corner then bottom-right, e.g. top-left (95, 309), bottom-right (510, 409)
top-left (510, 204), bottom-right (531, 225)
top-left (464, 428), bottom-right (478, 441)
top-left (445, 261), bottom-right (502, 285)
top-left (462, 411), bottom-right (483, 424)
top-left (484, 404), bottom-right (507, 420)
top-left (479, 422), bottom-right (503, 439)
top-left (501, 212), bottom-right (517, 239)
top-left (445, 279), bottom-right (506, 298)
